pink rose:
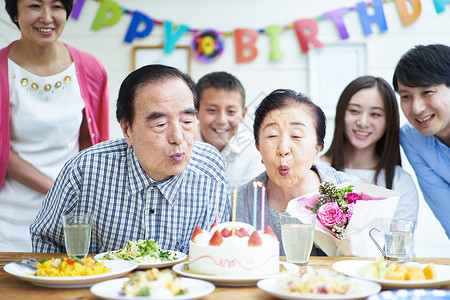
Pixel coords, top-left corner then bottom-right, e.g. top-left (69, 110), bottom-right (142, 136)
top-left (344, 192), bottom-right (361, 204)
top-left (345, 203), bottom-right (354, 220)
top-left (317, 202), bottom-right (344, 227)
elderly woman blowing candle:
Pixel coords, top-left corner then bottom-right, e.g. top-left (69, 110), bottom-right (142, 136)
top-left (236, 89), bottom-right (358, 256)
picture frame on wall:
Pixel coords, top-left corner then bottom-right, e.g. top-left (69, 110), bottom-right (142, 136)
top-left (308, 43), bottom-right (366, 117)
top-left (308, 43), bottom-right (366, 153)
top-left (131, 45), bottom-right (191, 74)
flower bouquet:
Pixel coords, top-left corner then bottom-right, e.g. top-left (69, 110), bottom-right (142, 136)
top-left (286, 182), bottom-right (400, 257)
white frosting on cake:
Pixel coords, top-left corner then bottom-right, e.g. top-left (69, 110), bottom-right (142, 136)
top-left (189, 222), bottom-right (279, 276)
top-left (193, 231), bottom-right (212, 245)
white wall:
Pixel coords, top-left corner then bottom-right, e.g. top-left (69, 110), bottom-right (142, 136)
top-left (1, 0), bottom-right (449, 257)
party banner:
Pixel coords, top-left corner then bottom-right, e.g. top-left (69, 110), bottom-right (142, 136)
top-left (71, 0), bottom-right (449, 63)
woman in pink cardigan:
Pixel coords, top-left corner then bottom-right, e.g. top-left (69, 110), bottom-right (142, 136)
top-left (0, 0), bottom-right (109, 251)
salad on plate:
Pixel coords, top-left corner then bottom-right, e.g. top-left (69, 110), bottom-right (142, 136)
top-left (99, 239), bottom-right (178, 264)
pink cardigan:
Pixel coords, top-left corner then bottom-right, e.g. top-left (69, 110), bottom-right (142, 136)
top-left (0, 42), bottom-right (109, 186)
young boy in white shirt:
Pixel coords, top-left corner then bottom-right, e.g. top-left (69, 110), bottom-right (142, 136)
top-left (196, 72), bottom-right (265, 188)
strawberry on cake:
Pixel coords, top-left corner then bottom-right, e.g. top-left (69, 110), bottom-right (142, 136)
top-left (188, 222), bottom-right (279, 276)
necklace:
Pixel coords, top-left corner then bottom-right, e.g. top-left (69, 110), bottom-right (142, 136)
top-left (13, 73), bottom-right (72, 100)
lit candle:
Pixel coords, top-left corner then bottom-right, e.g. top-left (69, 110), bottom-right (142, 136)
top-left (232, 188), bottom-right (237, 235)
top-left (252, 181), bottom-right (258, 228)
top-left (261, 185), bottom-right (266, 230)
top-left (215, 183), bottom-right (219, 225)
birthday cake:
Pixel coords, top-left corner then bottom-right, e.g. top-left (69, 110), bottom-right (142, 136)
top-left (188, 222), bottom-right (279, 276)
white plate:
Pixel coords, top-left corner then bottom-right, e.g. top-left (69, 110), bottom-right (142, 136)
top-left (3, 260), bottom-right (138, 288)
top-left (90, 277), bottom-right (215, 300)
top-left (257, 276), bottom-right (381, 300)
top-left (95, 250), bottom-right (187, 269)
top-left (172, 261), bottom-right (299, 286)
top-left (332, 260), bottom-right (450, 289)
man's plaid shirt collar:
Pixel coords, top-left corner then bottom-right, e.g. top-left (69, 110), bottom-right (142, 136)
top-left (127, 146), bottom-right (184, 205)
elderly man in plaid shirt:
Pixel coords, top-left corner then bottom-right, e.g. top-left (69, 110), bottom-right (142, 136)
top-left (31, 65), bottom-right (232, 254)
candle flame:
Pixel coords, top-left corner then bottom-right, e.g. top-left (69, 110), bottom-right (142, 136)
top-left (253, 181), bottom-right (263, 188)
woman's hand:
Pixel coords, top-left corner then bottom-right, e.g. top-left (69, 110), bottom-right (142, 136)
top-left (6, 150), bottom-right (54, 195)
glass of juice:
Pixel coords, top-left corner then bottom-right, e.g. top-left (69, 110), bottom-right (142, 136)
top-left (62, 212), bottom-right (93, 258)
top-left (280, 212), bottom-right (315, 266)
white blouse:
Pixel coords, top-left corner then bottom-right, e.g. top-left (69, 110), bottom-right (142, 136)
top-left (0, 59), bottom-right (85, 251)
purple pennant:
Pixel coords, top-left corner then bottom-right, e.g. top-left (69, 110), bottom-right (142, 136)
top-left (323, 7), bottom-right (350, 40)
top-left (71, 0), bottom-right (86, 20)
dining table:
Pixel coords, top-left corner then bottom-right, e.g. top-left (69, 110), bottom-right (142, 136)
top-left (1, 252), bottom-right (449, 300)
